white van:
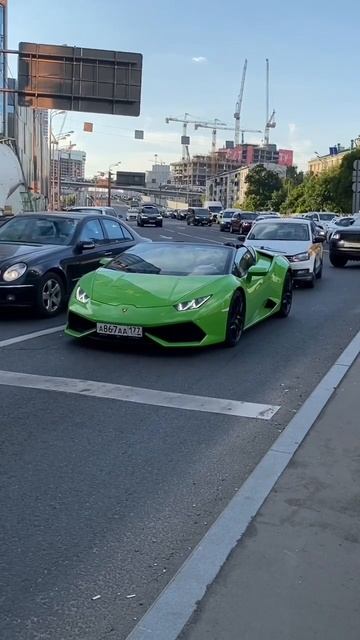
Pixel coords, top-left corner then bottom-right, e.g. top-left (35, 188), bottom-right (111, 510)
top-left (203, 201), bottom-right (223, 222)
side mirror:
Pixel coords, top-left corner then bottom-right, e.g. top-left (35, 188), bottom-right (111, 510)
top-left (314, 235), bottom-right (326, 243)
top-left (247, 264), bottom-right (269, 278)
top-left (99, 256), bottom-right (112, 266)
top-left (77, 240), bottom-right (96, 252)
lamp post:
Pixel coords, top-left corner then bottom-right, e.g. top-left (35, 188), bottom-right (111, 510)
top-left (49, 111), bottom-right (66, 209)
top-left (108, 162), bottom-right (121, 207)
top-left (57, 138), bottom-right (76, 209)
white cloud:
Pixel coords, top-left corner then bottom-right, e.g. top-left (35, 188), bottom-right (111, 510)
top-left (192, 56), bottom-right (207, 64)
top-left (288, 123), bottom-right (313, 171)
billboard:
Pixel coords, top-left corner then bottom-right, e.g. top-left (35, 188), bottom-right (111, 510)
top-left (278, 149), bottom-right (294, 167)
top-left (116, 171), bottom-right (145, 187)
top-left (18, 42), bottom-right (142, 116)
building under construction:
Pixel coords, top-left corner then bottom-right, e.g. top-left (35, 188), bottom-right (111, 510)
top-left (171, 144), bottom-right (293, 188)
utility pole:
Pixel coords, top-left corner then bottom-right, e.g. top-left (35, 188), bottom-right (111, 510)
top-left (108, 162), bottom-right (121, 207)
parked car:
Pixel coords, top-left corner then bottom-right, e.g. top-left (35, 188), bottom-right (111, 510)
top-left (245, 217), bottom-right (325, 288)
top-left (137, 205), bottom-right (163, 227)
top-left (329, 219), bottom-right (360, 267)
top-left (186, 208), bottom-right (212, 226)
top-left (126, 207), bottom-right (139, 221)
top-left (219, 209), bottom-right (242, 232)
top-left (0, 212), bottom-right (146, 316)
top-left (69, 206), bottom-right (123, 219)
top-left (229, 211), bottom-right (258, 235)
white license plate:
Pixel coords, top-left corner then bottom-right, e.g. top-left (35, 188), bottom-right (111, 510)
top-left (96, 323), bottom-right (143, 338)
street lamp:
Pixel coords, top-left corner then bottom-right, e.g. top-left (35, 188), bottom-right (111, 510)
top-left (108, 161), bottom-right (121, 207)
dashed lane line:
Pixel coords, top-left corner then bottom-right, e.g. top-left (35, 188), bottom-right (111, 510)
top-left (0, 325), bottom-right (66, 348)
top-left (0, 370), bottom-right (280, 420)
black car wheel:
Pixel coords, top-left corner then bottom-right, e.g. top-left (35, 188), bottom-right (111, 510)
top-left (277, 272), bottom-right (293, 318)
top-left (316, 259), bottom-right (323, 279)
top-left (156, 222), bottom-right (163, 227)
top-left (187, 219), bottom-right (190, 225)
top-left (330, 254), bottom-right (348, 268)
top-left (230, 225), bottom-right (235, 234)
top-left (220, 226), bottom-right (225, 232)
top-left (225, 291), bottom-right (245, 347)
top-left (36, 272), bottom-right (65, 317)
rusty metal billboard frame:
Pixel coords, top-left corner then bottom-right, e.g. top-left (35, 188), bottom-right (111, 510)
top-left (17, 42), bottom-right (142, 116)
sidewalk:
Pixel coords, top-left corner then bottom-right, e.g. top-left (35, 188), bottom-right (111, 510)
top-left (181, 356), bottom-right (360, 640)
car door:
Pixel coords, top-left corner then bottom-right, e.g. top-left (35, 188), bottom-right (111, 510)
top-left (232, 213), bottom-right (242, 233)
top-left (101, 218), bottom-right (137, 257)
top-left (65, 217), bottom-right (108, 286)
top-left (233, 247), bottom-right (268, 324)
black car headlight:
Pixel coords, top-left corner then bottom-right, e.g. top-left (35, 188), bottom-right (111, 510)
top-left (75, 286), bottom-right (90, 304)
top-left (2, 262), bottom-right (27, 282)
top-left (175, 295), bottom-right (211, 311)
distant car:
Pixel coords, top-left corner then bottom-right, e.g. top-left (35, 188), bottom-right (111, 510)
top-left (0, 212), bottom-right (146, 316)
top-left (303, 212), bottom-right (337, 231)
top-left (245, 217), bottom-right (325, 288)
top-left (186, 208), bottom-right (212, 226)
top-left (137, 206), bottom-right (163, 227)
top-left (329, 219), bottom-right (360, 267)
top-left (255, 213), bottom-right (281, 222)
top-left (229, 211), bottom-right (258, 235)
top-left (69, 206), bottom-right (123, 219)
top-left (326, 216), bottom-right (355, 242)
top-left (126, 207), bottom-right (139, 221)
top-left (219, 209), bottom-right (242, 232)
top-left (176, 210), bottom-right (187, 220)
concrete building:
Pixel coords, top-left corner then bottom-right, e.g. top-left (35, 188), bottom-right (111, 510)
top-left (51, 149), bottom-right (86, 182)
top-left (146, 163), bottom-right (172, 188)
top-left (308, 141), bottom-right (360, 175)
top-left (207, 163), bottom-right (287, 208)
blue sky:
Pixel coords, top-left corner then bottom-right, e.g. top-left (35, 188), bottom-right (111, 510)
top-left (8, 0), bottom-right (360, 176)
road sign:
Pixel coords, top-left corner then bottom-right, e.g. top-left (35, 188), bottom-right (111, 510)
top-left (17, 42), bottom-right (142, 116)
top-left (116, 172), bottom-right (145, 187)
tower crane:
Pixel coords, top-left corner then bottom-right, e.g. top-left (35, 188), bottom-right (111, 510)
top-left (194, 122), bottom-right (262, 149)
top-left (234, 59), bottom-right (248, 146)
top-left (165, 114), bottom-right (227, 161)
top-left (264, 59), bottom-right (276, 145)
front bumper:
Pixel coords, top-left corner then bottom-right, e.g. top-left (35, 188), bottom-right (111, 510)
top-left (330, 244), bottom-right (360, 261)
top-left (65, 298), bottom-right (227, 348)
top-left (288, 264), bottom-right (313, 281)
top-left (0, 284), bottom-right (36, 307)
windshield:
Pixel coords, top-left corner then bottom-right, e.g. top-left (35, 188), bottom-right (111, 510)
top-left (142, 207), bottom-right (159, 214)
top-left (71, 208), bottom-right (103, 215)
top-left (223, 211), bottom-right (236, 218)
top-left (248, 222), bottom-right (310, 241)
top-left (243, 213), bottom-right (258, 220)
top-left (106, 243), bottom-right (231, 275)
top-left (0, 217), bottom-right (78, 245)
top-left (193, 209), bottom-right (210, 217)
top-left (319, 213), bottom-right (335, 221)
top-left (208, 206), bottom-right (222, 213)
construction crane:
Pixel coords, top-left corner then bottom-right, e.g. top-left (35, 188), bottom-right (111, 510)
top-left (165, 113), bottom-right (226, 161)
top-left (234, 59), bottom-right (248, 146)
top-left (264, 58), bottom-right (276, 145)
top-left (194, 122), bottom-right (262, 149)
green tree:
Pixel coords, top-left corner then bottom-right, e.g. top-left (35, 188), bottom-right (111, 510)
top-left (243, 165), bottom-right (283, 210)
top-left (333, 149), bottom-right (360, 213)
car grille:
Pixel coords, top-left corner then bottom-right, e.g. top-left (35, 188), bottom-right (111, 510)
top-left (68, 311), bottom-right (96, 333)
top-left (147, 322), bottom-right (205, 343)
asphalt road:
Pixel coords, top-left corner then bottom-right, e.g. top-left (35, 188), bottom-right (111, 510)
top-left (0, 219), bottom-right (359, 640)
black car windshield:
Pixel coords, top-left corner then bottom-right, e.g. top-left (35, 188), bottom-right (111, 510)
top-left (319, 213), bottom-right (335, 221)
top-left (0, 216), bottom-right (78, 245)
top-left (193, 209), bottom-right (210, 216)
top-left (142, 207), bottom-right (159, 214)
top-left (243, 213), bottom-right (258, 220)
top-left (70, 208), bottom-right (103, 215)
top-left (107, 243), bottom-right (231, 275)
top-left (248, 222), bottom-right (310, 241)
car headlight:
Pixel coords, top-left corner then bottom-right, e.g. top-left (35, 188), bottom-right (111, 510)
top-left (75, 286), bottom-right (90, 304)
top-left (175, 295), bottom-right (211, 311)
top-left (287, 252), bottom-right (310, 262)
top-left (141, 215), bottom-right (148, 218)
top-left (332, 232), bottom-right (341, 240)
top-left (2, 262), bottom-right (27, 282)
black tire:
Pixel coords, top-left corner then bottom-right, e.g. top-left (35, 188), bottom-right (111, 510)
top-left (277, 272), bottom-right (293, 318)
top-left (220, 227), bottom-right (225, 232)
top-left (305, 272), bottom-right (315, 288)
top-left (330, 254), bottom-right (347, 268)
top-left (224, 291), bottom-right (245, 347)
top-left (187, 219), bottom-right (190, 225)
top-left (36, 271), bottom-right (65, 317)
top-left (230, 225), bottom-right (235, 234)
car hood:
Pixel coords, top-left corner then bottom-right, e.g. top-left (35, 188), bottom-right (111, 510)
top-left (90, 270), bottom-right (225, 307)
top-left (0, 242), bottom-right (62, 264)
top-left (245, 239), bottom-right (309, 255)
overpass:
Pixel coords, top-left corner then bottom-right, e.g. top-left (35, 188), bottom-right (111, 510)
top-left (61, 179), bottom-right (204, 200)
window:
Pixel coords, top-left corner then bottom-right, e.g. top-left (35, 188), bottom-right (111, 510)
top-left (233, 247), bottom-right (256, 277)
top-left (103, 219), bottom-right (126, 241)
top-left (79, 219), bottom-right (105, 244)
top-left (122, 226), bottom-right (134, 240)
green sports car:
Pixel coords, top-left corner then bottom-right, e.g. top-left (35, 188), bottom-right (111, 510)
top-left (65, 242), bottom-right (292, 348)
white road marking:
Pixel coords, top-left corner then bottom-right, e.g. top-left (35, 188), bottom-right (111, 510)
top-left (0, 325), bottom-right (66, 348)
top-left (0, 370), bottom-right (279, 419)
top-left (159, 235), bottom-right (173, 239)
top-left (176, 231), bottom-right (223, 244)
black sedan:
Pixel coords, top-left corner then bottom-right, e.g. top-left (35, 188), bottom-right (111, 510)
top-left (186, 208), bottom-right (212, 226)
top-left (0, 212), bottom-right (146, 316)
top-left (136, 206), bottom-right (163, 227)
top-left (329, 223), bottom-right (360, 267)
